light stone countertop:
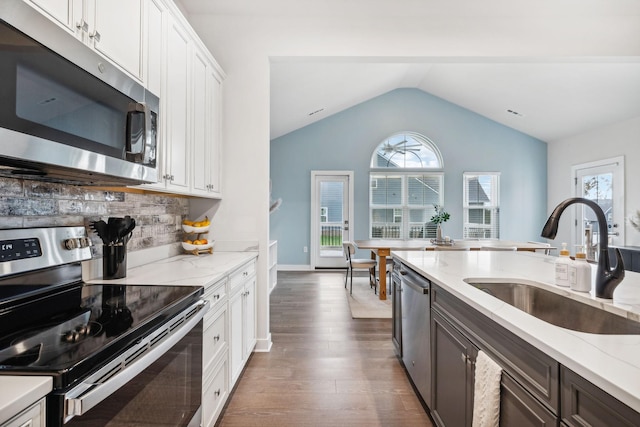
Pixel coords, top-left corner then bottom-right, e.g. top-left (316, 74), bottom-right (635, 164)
top-left (0, 376), bottom-right (51, 425)
top-left (392, 249), bottom-right (640, 413)
top-left (89, 251), bottom-right (258, 287)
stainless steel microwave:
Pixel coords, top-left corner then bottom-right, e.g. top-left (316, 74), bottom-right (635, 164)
top-left (0, 1), bottom-right (158, 186)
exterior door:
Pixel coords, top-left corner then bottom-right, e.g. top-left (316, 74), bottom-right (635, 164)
top-left (572, 156), bottom-right (625, 259)
top-left (311, 172), bottom-right (353, 269)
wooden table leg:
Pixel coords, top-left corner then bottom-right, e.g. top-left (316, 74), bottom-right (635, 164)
top-left (376, 248), bottom-right (391, 300)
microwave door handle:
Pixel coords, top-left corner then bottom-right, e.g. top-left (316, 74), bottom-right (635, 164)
top-left (64, 300), bottom-right (208, 422)
top-left (125, 102), bottom-right (149, 161)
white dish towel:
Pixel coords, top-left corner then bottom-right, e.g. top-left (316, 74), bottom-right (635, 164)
top-left (472, 350), bottom-right (502, 427)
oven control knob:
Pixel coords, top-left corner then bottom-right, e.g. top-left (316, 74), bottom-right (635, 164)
top-left (64, 237), bottom-right (92, 250)
top-left (63, 330), bottom-right (80, 343)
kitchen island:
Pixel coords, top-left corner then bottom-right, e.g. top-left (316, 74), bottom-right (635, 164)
top-left (392, 249), bottom-right (640, 424)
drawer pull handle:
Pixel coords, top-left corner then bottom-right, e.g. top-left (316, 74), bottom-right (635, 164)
top-left (214, 334), bottom-right (220, 342)
top-left (214, 389), bottom-right (221, 397)
top-left (214, 294), bottom-right (220, 300)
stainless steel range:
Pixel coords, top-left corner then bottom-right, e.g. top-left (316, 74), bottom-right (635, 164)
top-left (0, 227), bottom-right (207, 426)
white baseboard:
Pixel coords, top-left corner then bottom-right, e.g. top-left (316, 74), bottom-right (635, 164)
top-left (254, 333), bottom-right (272, 352)
top-left (277, 264), bottom-right (313, 271)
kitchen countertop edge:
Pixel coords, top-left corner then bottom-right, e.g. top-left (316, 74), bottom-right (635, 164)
top-left (0, 376), bottom-right (52, 425)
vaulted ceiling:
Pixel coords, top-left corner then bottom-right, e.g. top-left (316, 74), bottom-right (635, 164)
top-left (179, 0), bottom-right (640, 143)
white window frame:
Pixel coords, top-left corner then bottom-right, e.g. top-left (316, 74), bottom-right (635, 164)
top-left (463, 172), bottom-right (501, 239)
top-left (369, 172), bottom-right (444, 239)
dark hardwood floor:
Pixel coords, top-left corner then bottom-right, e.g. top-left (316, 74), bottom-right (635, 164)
top-left (216, 271), bottom-right (434, 426)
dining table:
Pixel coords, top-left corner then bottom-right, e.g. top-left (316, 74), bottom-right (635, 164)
top-left (354, 239), bottom-right (555, 300)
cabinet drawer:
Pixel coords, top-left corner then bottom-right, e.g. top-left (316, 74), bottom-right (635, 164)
top-left (501, 372), bottom-right (557, 427)
top-left (3, 398), bottom-right (45, 427)
top-left (561, 366), bottom-right (640, 427)
top-left (229, 260), bottom-right (256, 292)
top-left (203, 279), bottom-right (226, 312)
top-left (203, 307), bottom-right (227, 374)
top-left (202, 357), bottom-right (229, 427)
top-left (432, 284), bottom-right (559, 414)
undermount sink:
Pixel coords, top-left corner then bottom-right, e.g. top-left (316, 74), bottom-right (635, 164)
top-left (465, 280), bottom-right (640, 334)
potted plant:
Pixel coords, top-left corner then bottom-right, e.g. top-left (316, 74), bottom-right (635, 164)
top-left (431, 204), bottom-right (450, 241)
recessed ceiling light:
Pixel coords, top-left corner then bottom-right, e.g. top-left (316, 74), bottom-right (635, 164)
top-left (308, 108), bottom-right (325, 116)
top-left (507, 109), bottom-right (524, 117)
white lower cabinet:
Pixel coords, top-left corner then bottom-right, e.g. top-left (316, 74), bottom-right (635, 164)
top-left (202, 354), bottom-right (229, 427)
top-left (200, 257), bottom-right (257, 426)
top-left (228, 260), bottom-right (257, 386)
top-left (2, 398), bottom-right (45, 427)
top-left (201, 279), bottom-right (227, 427)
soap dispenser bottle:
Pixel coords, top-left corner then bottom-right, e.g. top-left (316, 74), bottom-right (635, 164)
top-left (571, 245), bottom-right (592, 292)
top-left (554, 242), bottom-right (572, 287)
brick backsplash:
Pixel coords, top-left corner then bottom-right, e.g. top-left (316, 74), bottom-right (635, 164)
top-left (0, 178), bottom-right (188, 257)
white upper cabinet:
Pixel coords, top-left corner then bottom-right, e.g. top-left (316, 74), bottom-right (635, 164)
top-left (144, 0), bottom-right (164, 96)
top-left (26, 0), bottom-right (147, 83)
top-left (191, 47), bottom-right (223, 198)
top-left (91, 0), bottom-right (143, 80)
top-left (161, 16), bottom-right (191, 192)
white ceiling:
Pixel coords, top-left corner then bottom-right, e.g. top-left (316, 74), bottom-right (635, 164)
top-left (179, 0), bottom-right (640, 143)
top-left (270, 59), bottom-right (640, 142)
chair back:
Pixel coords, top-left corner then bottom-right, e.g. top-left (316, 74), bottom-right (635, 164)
top-left (342, 241), bottom-right (355, 264)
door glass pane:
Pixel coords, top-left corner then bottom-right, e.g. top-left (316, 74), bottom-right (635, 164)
top-left (581, 173), bottom-right (613, 255)
top-left (319, 181), bottom-right (344, 256)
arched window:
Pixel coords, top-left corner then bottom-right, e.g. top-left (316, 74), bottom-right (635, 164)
top-left (369, 132), bottom-right (444, 240)
top-left (370, 132), bottom-right (442, 169)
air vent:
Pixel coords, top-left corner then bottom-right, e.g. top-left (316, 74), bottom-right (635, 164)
top-left (507, 109), bottom-right (524, 117)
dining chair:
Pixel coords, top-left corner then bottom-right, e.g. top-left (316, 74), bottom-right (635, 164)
top-left (343, 241), bottom-right (377, 295)
top-left (527, 241), bottom-right (552, 255)
top-left (480, 246), bottom-right (517, 251)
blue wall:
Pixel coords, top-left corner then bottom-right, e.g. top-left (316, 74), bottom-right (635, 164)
top-left (270, 88), bottom-right (547, 266)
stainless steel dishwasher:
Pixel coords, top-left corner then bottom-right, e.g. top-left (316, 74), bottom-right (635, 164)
top-left (399, 262), bottom-right (431, 407)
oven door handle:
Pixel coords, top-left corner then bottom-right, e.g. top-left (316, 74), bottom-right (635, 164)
top-left (64, 299), bottom-right (209, 422)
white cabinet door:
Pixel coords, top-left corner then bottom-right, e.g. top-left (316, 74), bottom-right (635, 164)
top-left (191, 49), bottom-right (209, 196)
top-left (163, 17), bottom-right (190, 192)
top-left (144, 0), bottom-right (163, 96)
top-left (244, 276), bottom-right (256, 360)
top-left (191, 50), bottom-right (222, 198)
top-left (206, 67), bottom-right (223, 197)
top-left (27, 0), bottom-right (144, 82)
top-left (229, 286), bottom-right (244, 385)
top-left (92, 0), bottom-right (143, 80)
top-left (27, 0), bottom-right (80, 33)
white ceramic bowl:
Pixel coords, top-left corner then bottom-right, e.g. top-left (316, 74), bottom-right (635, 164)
top-left (182, 240), bottom-right (214, 252)
top-left (182, 224), bottom-right (210, 234)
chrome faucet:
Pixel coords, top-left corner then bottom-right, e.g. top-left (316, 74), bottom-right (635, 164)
top-left (541, 197), bottom-right (625, 299)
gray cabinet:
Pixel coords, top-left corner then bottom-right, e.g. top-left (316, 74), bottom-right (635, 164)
top-left (615, 247), bottom-right (640, 273)
top-left (431, 311), bottom-right (477, 427)
top-left (561, 366), bottom-right (640, 427)
top-left (431, 283), bottom-right (560, 427)
top-left (501, 372), bottom-right (556, 427)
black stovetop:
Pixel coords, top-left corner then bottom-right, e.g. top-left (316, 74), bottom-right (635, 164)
top-left (0, 279), bottom-right (202, 389)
